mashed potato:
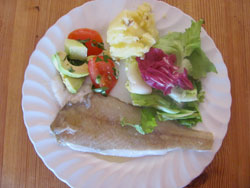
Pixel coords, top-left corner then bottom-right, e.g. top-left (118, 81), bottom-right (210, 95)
top-left (107, 3), bottom-right (158, 59)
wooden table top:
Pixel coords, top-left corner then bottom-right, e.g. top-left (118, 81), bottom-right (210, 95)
top-left (0, 0), bottom-right (249, 187)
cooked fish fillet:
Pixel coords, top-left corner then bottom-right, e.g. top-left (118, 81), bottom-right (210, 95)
top-left (50, 94), bottom-right (214, 157)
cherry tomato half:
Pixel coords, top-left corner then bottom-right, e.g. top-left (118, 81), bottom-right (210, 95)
top-left (88, 56), bottom-right (118, 95)
top-left (68, 28), bottom-right (103, 56)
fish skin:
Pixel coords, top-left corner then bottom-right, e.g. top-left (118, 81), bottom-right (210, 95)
top-left (50, 94), bottom-right (213, 157)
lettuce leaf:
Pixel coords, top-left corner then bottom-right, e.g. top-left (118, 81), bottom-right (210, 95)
top-left (153, 32), bottom-right (184, 66)
top-left (177, 117), bottom-right (202, 128)
top-left (187, 48), bottom-right (217, 79)
top-left (156, 100), bottom-right (202, 128)
top-left (182, 20), bottom-right (203, 57)
top-left (121, 108), bottom-right (157, 134)
top-left (130, 91), bottom-right (200, 122)
top-left (171, 79), bottom-right (204, 127)
top-left (128, 80), bottom-right (205, 133)
top-left (168, 87), bottom-right (198, 103)
top-left (130, 92), bottom-right (182, 114)
top-left (141, 108), bottom-right (157, 134)
top-left (154, 20), bottom-right (203, 65)
top-left (154, 19), bottom-right (217, 79)
top-left (157, 110), bottom-right (197, 121)
top-left (121, 118), bottom-right (145, 135)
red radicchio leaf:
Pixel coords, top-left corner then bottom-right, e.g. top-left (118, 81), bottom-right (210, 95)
top-left (136, 47), bottom-right (193, 95)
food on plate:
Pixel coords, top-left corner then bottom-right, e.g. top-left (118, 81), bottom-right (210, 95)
top-left (107, 3), bottom-right (158, 59)
top-left (50, 2), bottom-right (217, 156)
top-left (88, 55), bottom-right (118, 95)
top-left (125, 57), bottom-right (152, 94)
top-left (64, 39), bottom-right (87, 61)
top-left (136, 47), bottom-right (193, 95)
top-left (154, 20), bottom-right (217, 80)
top-left (52, 39), bottom-right (89, 93)
top-left (53, 51), bottom-right (88, 78)
top-left (59, 74), bottom-right (85, 94)
top-left (52, 51), bottom-right (86, 94)
top-left (51, 94), bottom-right (214, 157)
top-left (68, 28), bottom-right (104, 56)
top-left (52, 28), bottom-right (111, 94)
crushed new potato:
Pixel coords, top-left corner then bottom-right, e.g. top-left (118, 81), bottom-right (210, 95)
top-left (107, 3), bottom-right (158, 59)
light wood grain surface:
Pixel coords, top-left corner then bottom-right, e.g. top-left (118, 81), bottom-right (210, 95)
top-left (0, 0), bottom-right (249, 187)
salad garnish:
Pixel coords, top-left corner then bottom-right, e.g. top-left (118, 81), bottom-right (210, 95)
top-left (88, 55), bottom-right (118, 95)
top-left (68, 28), bottom-right (104, 56)
top-left (92, 86), bottom-right (109, 96)
top-left (118, 18), bottom-right (217, 134)
top-left (154, 19), bottom-right (217, 79)
top-left (91, 40), bottom-right (105, 50)
top-left (136, 47), bottom-right (193, 95)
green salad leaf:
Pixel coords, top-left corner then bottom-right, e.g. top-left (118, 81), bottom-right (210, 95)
top-left (154, 19), bottom-right (217, 79)
top-left (154, 32), bottom-right (184, 65)
top-left (140, 108), bottom-right (157, 134)
top-left (177, 117), bottom-right (202, 128)
top-left (130, 92), bottom-right (181, 114)
top-left (130, 90), bottom-right (202, 130)
top-left (120, 108), bottom-right (157, 135)
top-left (187, 48), bottom-right (217, 79)
top-left (168, 87), bottom-right (198, 103)
top-left (182, 19), bottom-right (203, 57)
top-left (157, 110), bottom-right (197, 121)
top-left (127, 80), bottom-right (205, 133)
top-left (121, 118), bottom-right (145, 135)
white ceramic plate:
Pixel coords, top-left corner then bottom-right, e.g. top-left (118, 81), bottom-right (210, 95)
top-left (22, 0), bottom-right (231, 187)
